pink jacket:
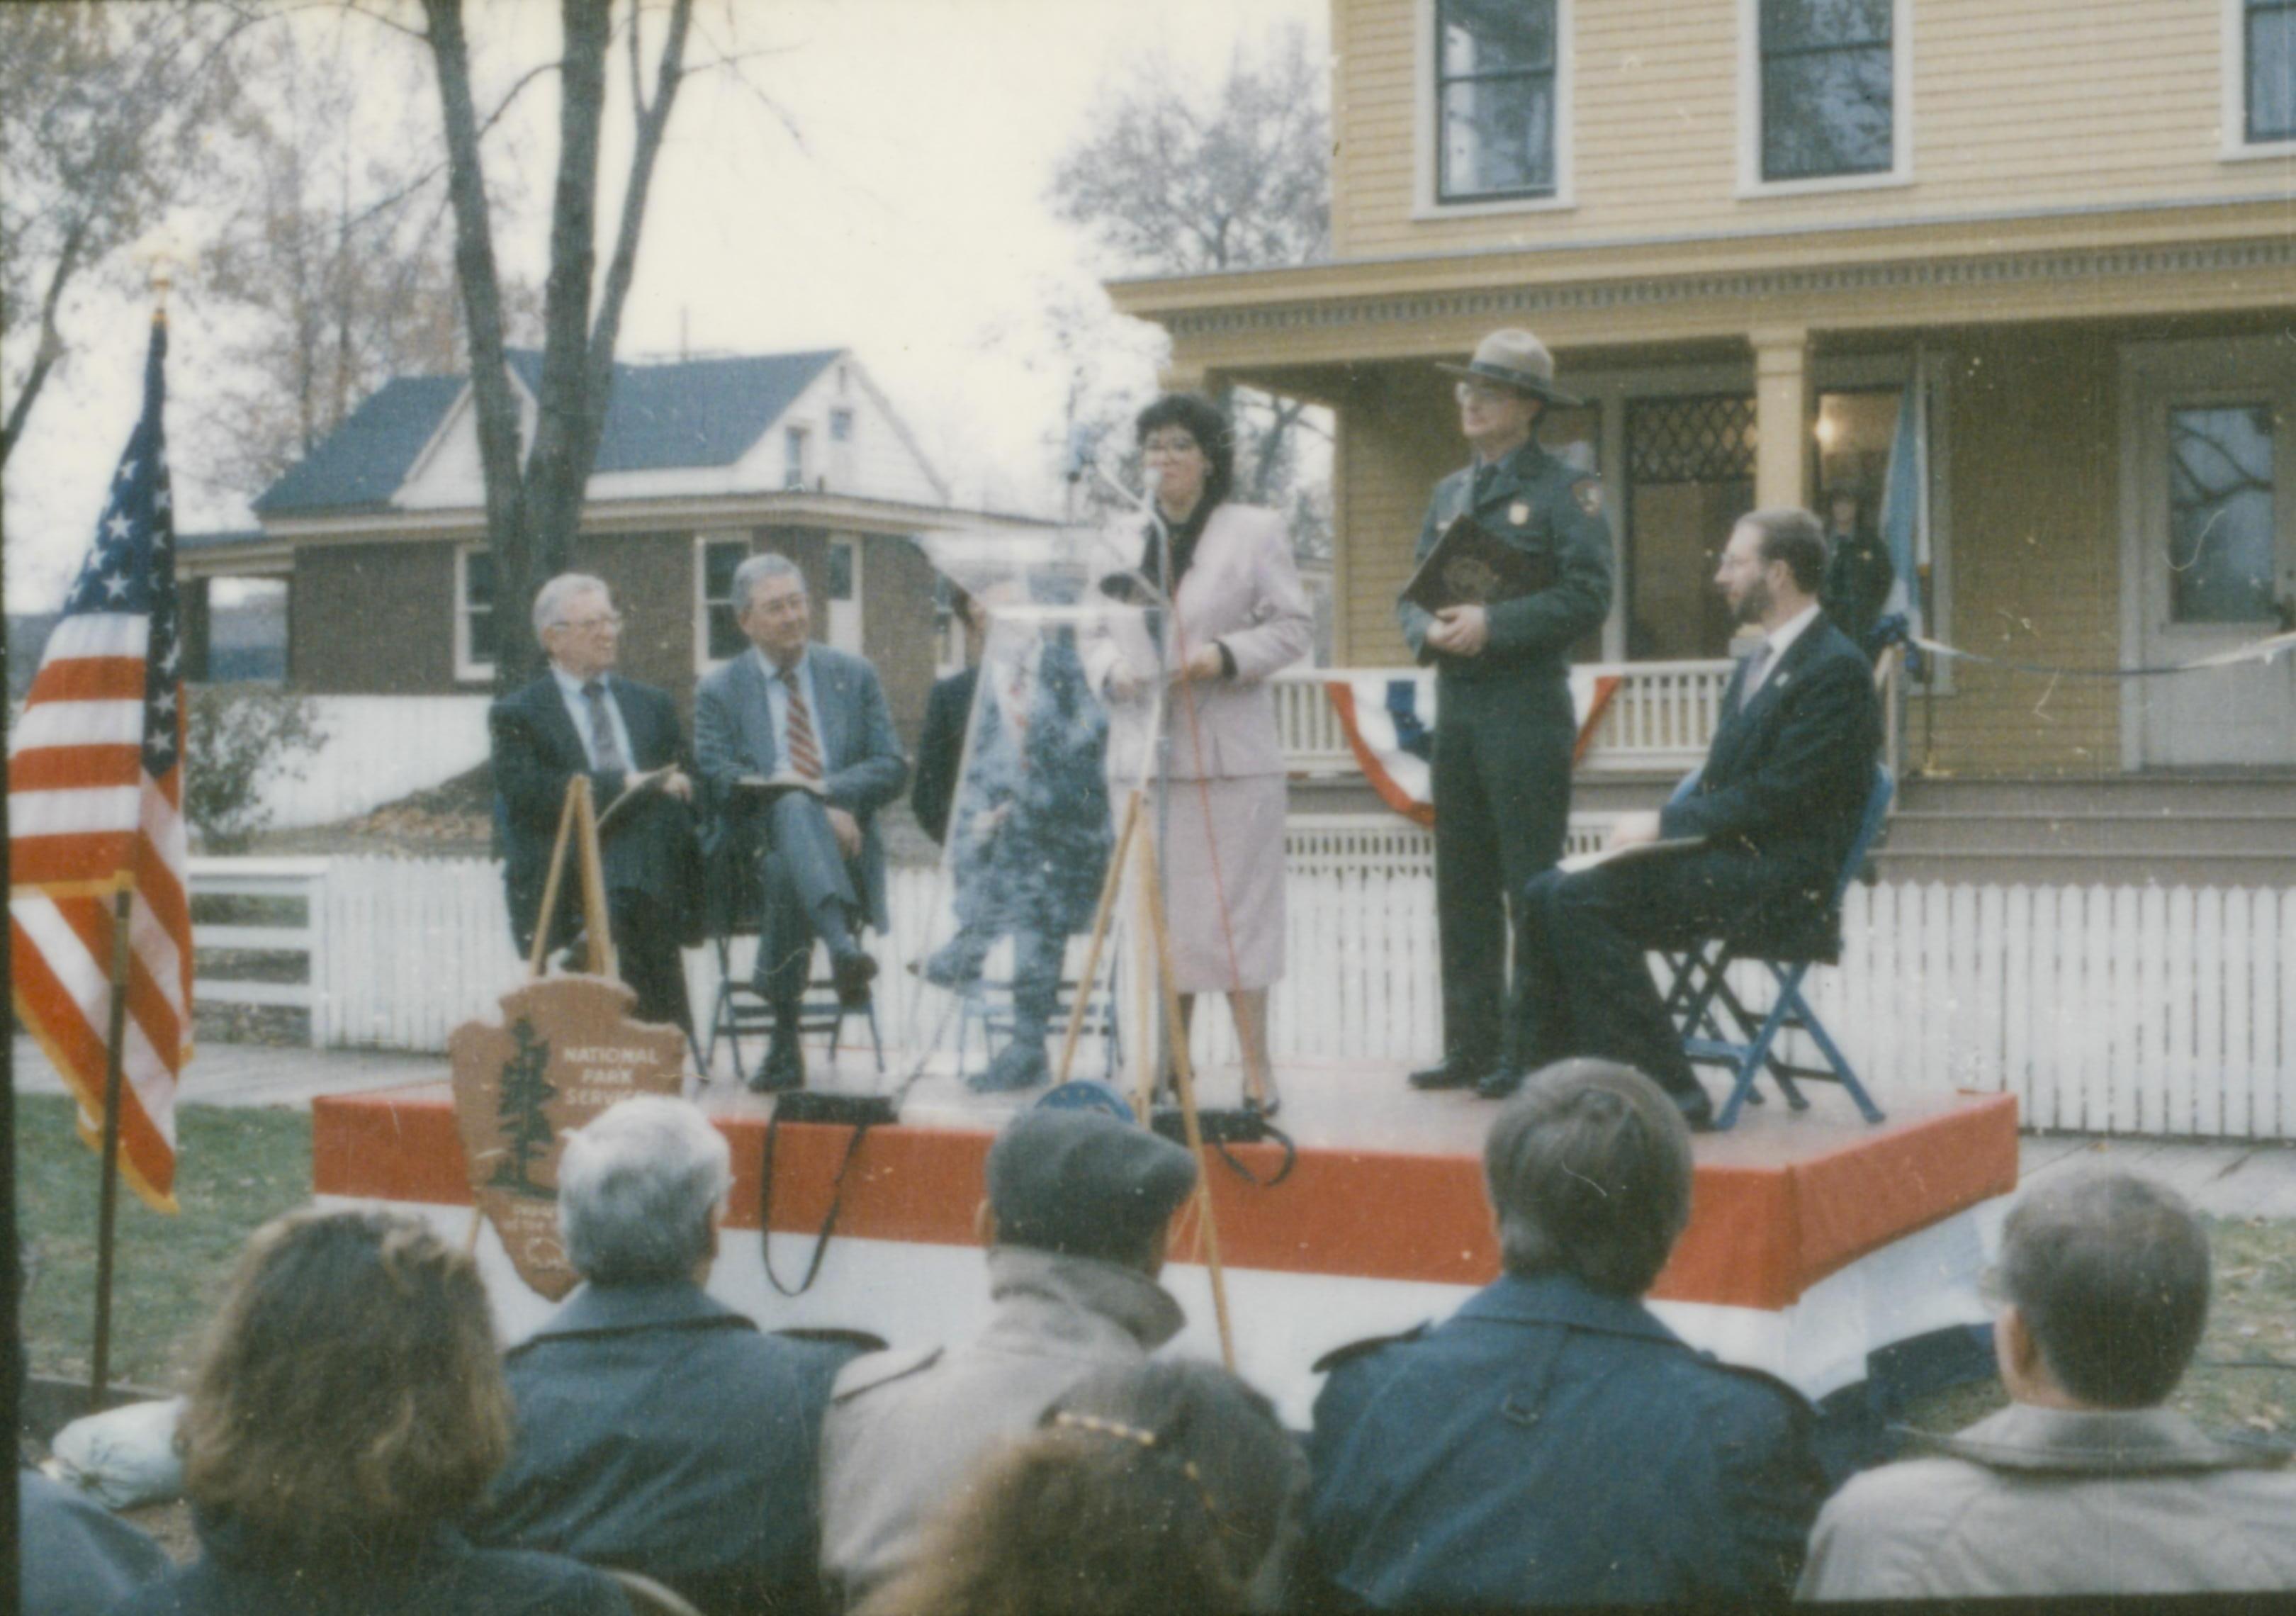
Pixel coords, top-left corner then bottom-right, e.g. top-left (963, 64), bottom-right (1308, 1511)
top-left (1091, 502), bottom-right (1314, 782)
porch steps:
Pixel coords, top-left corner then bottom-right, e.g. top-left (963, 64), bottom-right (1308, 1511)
top-left (1874, 775), bottom-right (2296, 888)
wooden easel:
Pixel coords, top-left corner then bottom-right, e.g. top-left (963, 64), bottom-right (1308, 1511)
top-left (1052, 787), bottom-right (1239, 1371)
top-left (464, 775), bottom-right (616, 1255)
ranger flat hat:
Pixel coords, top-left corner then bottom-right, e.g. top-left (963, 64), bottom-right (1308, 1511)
top-left (987, 1107), bottom-right (1198, 1263)
top-left (1437, 327), bottom-right (1583, 408)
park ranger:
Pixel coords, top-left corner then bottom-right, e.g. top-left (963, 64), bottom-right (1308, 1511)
top-left (1402, 327), bottom-right (1614, 1102)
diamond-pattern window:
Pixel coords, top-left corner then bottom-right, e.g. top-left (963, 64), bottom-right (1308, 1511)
top-left (1628, 395), bottom-right (1758, 484)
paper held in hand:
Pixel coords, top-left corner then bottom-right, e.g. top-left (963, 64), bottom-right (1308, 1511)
top-left (731, 771), bottom-right (827, 802)
top-left (593, 764), bottom-right (678, 837)
top-left (1400, 513), bottom-right (1557, 617)
top-left (1555, 836), bottom-right (1706, 877)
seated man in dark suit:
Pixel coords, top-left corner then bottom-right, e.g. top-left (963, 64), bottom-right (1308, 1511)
top-left (912, 583), bottom-right (1113, 1093)
top-left (493, 572), bottom-right (700, 1036)
top-left (469, 1096), bottom-right (864, 1616)
top-left (1504, 506), bottom-right (1882, 1124)
top-left (1307, 1060), bottom-right (1824, 1609)
top-left (694, 552), bottom-right (908, 1092)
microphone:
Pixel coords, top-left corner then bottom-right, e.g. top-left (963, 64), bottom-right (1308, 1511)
top-left (1141, 461), bottom-right (1163, 500)
top-left (1063, 424), bottom-right (1096, 484)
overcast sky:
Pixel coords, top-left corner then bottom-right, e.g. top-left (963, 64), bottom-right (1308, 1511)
top-left (3, 0), bottom-right (1325, 612)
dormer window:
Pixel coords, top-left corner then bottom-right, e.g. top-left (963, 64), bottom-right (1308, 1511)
top-left (1436, 0), bottom-right (1558, 203)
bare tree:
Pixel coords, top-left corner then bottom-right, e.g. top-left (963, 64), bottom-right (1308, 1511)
top-left (0, 1), bottom-right (254, 466)
top-left (1049, 24), bottom-right (1332, 546)
top-left (420, 0), bottom-right (695, 690)
top-left (196, 24), bottom-right (540, 501)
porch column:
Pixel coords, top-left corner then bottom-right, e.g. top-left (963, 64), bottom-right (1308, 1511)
top-left (1750, 326), bottom-right (1811, 511)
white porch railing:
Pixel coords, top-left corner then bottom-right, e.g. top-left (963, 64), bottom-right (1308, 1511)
top-left (188, 856), bottom-right (331, 1043)
top-left (1275, 661), bottom-right (1734, 779)
top-left (186, 853), bottom-right (2296, 1141)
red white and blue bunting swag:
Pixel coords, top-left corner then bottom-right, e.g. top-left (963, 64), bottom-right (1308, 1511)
top-left (1323, 670), bottom-right (1623, 829)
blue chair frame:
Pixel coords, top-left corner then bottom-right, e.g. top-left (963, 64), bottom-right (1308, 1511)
top-left (1658, 763), bottom-right (1893, 1130)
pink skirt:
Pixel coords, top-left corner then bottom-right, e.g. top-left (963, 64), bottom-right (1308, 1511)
top-left (1151, 773), bottom-right (1285, 993)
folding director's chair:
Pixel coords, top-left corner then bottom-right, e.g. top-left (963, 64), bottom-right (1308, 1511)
top-left (1659, 763), bottom-right (1893, 1131)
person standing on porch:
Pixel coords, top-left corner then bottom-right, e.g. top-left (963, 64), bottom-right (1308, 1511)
top-left (1402, 329), bottom-right (1614, 1102)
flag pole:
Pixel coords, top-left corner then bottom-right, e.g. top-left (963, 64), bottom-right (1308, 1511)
top-left (88, 880), bottom-right (136, 1410)
top-left (90, 280), bottom-right (171, 1410)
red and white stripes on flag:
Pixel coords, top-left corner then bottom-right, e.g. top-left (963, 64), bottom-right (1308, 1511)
top-left (1324, 668), bottom-right (1625, 829)
top-left (9, 317), bottom-right (189, 1211)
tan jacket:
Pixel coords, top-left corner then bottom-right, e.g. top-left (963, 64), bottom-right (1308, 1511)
top-left (815, 1247), bottom-right (1186, 1608)
top-left (1796, 1401), bottom-right (2296, 1600)
top-left (1091, 502), bottom-right (1313, 783)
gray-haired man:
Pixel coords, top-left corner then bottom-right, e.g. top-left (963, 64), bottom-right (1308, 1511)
top-left (694, 553), bottom-right (908, 1092)
top-left (471, 1096), bottom-right (865, 1615)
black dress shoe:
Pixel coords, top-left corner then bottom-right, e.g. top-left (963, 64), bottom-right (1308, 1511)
top-left (831, 948), bottom-right (879, 1008)
top-left (1475, 1066), bottom-right (1530, 1101)
top-left (749, 1030), bottom-right (805, 1093)
top-left (1408, 1057), bottom-right (1490, 1092)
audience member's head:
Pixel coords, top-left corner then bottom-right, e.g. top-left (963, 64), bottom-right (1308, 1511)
top-left (558, 1095), bottom-right (732, 1287)
top-left (857, 1359), bottom-right (1306, 1616)
top-left (984, 1109), bottom-right (1198, 1273)
top-left (1485, 1059), bottom-right (1694, 1297)
top-left (1996, 1170), bottom-right (2211, 1410)
top-left (178, 1209), bottom-right (512, 1560)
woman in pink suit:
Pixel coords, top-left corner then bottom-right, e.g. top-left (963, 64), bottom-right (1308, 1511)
top-left (1096, 393), bottom-right (1313, 1115)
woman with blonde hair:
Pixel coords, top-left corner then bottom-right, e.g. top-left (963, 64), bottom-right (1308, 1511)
top-left (113, 1208), bottom-right (627, 1616)
top-left (857, 1358), bottom-right (1306, 1615)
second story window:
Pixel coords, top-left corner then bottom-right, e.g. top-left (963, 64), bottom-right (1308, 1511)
top-left (1436, 0), bottom-right (1557, 203)
top-left (830, 408), bottom-right (854, 442)
top-left (2248, 0), bottom-right (2296, 143)
top-left (1760, 0), bottom-right (1894, 181)
top-left (784, 426), bottom-right (810, 490)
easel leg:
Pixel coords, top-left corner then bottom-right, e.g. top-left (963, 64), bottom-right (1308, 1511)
top-left (1054, 792), bottom-right (1140, 1088)
top-left (1134, 820), bottom-right (1237, 1373)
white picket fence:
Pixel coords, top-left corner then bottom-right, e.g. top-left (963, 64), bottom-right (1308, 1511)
top-left (188, 848), bottom-right (2296, 1140)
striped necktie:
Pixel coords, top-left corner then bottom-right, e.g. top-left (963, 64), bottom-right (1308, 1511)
top-left (582, 679), bottom-right (629, 773)
top-left (782, 670), bottom-right (823, 780)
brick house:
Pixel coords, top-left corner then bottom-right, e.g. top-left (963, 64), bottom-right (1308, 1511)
top-left (1111, 0), bottom-right (2296, 882)
top-left (180, 348), bottom-right (1044, 745)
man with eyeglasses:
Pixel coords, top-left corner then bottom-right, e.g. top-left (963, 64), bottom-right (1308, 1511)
top-left (493, 572), bottom-right (702, 1038)
top-left (1402, 329), bottom-right (1614, 1103)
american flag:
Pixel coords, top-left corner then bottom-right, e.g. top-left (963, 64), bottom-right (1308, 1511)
top-left (9, 316), bottom-right (190, 1211)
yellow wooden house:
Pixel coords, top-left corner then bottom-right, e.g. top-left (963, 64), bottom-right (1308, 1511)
top-left (1113, 0), bottom-right (2296, 882)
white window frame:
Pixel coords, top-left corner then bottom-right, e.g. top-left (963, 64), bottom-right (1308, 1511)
top-left (1412, 0), bottom-right (1576, 219)
top-left (783, 425), bottom-right (811, 491)
top-left (1736, 0), bottom-right (1913, 198)
top-left (693, 533), bottom-right (752, 674)
top-left (453, 543), bottom-right (495, 683)
top-left (2223, 0), bottom-right (2296, 158)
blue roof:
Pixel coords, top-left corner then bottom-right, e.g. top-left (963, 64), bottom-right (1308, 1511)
top-left (254, 349), bottom-right (846, 515)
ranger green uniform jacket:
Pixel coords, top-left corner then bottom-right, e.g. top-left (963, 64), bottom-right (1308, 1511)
top-left (1397, 438), bottom-right (1612, 678)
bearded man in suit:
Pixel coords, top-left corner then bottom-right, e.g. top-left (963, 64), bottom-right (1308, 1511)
top-left (493, 573), bottom-right (701, 1036)
top-left (694, 552), bottom-right (908, 1092)
top-left (1513, 507), bottom-right (1881, 1130)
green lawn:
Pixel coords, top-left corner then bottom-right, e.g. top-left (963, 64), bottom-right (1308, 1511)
top-left (17, 1094), bottom-right (311, 1391)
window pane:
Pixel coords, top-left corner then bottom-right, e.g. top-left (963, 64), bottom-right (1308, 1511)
top-left (1441, 76), bottom-right (1555, 198)
top-left (2168, 405), bottom-right (2277, 624)
top-left (707, 604), bottom-right (745, 661)
top-left (1440, 0), bottom-right (1554, 77)
top-left (465, 551), bottom-right (494, 607)
top-left (704, 540), bottom-right (745, 597)
top-left (826, 542), bottom-right (855, 602)
top-left (2251, 4), bottom-right (2296, 142)
top-left (468, 606), bottom-right (496, 662)
top-left (1762, 0), bottom-right (1891, 51)
top-left (1763, 45), bottom-right (1893, 179)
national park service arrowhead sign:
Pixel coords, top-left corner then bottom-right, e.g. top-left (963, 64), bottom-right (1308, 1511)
top-left (449, 974), bottom-right (686, 1300)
